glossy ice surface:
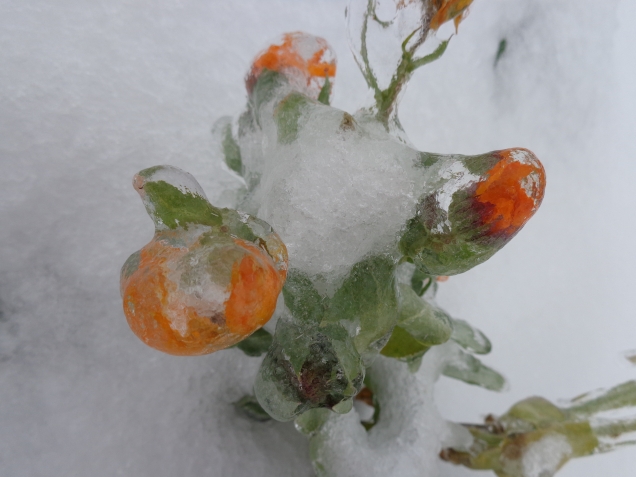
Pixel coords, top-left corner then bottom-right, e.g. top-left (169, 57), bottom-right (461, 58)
top-left (121, 166), bottom-right (287, 355)
top-left (116, 1), bottom-right (634, 477)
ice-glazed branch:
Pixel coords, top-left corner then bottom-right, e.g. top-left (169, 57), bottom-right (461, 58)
top-left (357, 0), bottom-right (382, 97)
top-left (441, 381), bottom-right (636, 477)
top-left (353, 0), bottom-right (455, 128)
top-left (375, 37), bottom-right (450, 126)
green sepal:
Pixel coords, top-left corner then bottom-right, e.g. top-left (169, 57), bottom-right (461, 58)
top-left (233, 328), bottom-right (273, 357)
top-left (250, 68), bottom-right (288, 113)
top-left (274, 92), bottom-right (312, 144)
top-left (317, 76), bottom-right (331, 105)
top-left (410, 265), bottom-right (434, 296)
top-left (120, 250), bottom-right (141, 282)
top-left (233, 395), bottom-right (272, 422)
top-left (380, 325), bottom-right (429, 360)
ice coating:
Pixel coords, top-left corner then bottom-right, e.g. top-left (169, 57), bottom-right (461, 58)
top-left (121, 165), bottom-right (288, 355)
top-left (121, 7), bottom-right (566, 476)
top-left (442, 381), bottom-right (636, 476)
top-left (297, 347), bottom-right (473, 477)
top-left (217, 30), bottom-right (548, 421)
top-left (400, 148), bottom-right (546, 275)
top-left (246, 32), bottom-right (336, 102)
top-left (247, 103), bottom-right (420, 281)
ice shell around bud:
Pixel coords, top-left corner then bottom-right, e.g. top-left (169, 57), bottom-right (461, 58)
top-left (246, 32), bottom-right (336, 101)
top-left (121, 235), bottom-right (283, 355)
top-left (121, 165), bottom-right (288, 355)
top-left (254, 317), bottom-right (364, 421)
top-left (400, 148), bottom-right (546, 276)
top-left (473, 149), bottom-right (546, 237)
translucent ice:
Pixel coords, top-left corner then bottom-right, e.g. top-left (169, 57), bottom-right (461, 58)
top-left (296, 346), bottom-right (473, 477)
top-left (121, 165), bottom-right (287, 355)
top-left (442, 381), bottom-right (636, 476)
top-left (206, 23), bottom-right (546, 421)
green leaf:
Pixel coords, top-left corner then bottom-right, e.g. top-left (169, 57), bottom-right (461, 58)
top-left (326, 255), bottom-right (398, 357)
top-left (221, 121), bottom-right (242, 175)
top-left (234, 328), bottom-right (273, 357)
top-left (294, 408), bottom-right (331, 436)
top-left (251, 69), bottom-right (287, 113)
top-left (143, 180), bottom-right (222, 230)
top-left (380, 326), bottom-right (429, 360)
top-left (494, 38), bottom-right (507, 66)
top-left (234, 395), bottom-right (272, 422)
top-left (407, 38), bottom-right (451, 72)
top-left (503, 396), bottom-right (566, 429)
top-left (282, 271), bottom-right (326, 323)
top-left (568, 381), bottom-right (636, 417)
top-left (317, 76), bottom-right (331, 105)
top-left (397, 284), bottom-right (453, 346)
top-left (450, 318), bottom-right (492, 355)
top-left (275, 92), bottom-right (311, 144)
top-left (410, 265), bottom-right (434, 296)
top-left (443, 347), bottom-right (507, 392)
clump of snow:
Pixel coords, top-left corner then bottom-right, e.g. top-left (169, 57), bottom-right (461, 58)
top-left (308, 346), bottom-right (472, 477)
top-left (246, 103), bottom-right (420, 282)
top-left (520, 434), bottom-right (572, 477)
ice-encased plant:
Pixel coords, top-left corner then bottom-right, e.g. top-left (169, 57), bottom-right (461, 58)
top-left (119, 1), bottom-right (636, 476)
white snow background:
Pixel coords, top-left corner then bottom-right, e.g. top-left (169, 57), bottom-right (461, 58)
top-left (1, 1), bottom-right (635, 476)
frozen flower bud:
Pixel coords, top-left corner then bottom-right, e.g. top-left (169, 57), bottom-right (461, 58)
top-left (400, 148), bottom-right (546, 275)
top-left (120, 165), bottom-right (287, 355)
top-left (246, 32), bottom-right (336, 102)
top-left (429, 0), bottom-right (475, 31)
top-left (254, 315), bottom-right (364, 421)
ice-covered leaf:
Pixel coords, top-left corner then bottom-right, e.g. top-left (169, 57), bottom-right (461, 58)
top-left (274, 92), bottom-right (312, 144)
top-left (294, 408), bottom-right (332, 436)
top-left (442, 345), bottom-right (507, 391)
top-left (326, 255), bottom-right (398, 360)
top-left (380, 325), bottom-right (429, 360)
top-left (134, 165), bottom-right (222, 231)
top-left (450, 318), bottom-right (492, 355)
top-left (396, 283), bottom-right (453, 346)
top-left (254, 315), bottom-right (364, 421)
top-left (282, 270), bottom-right (326, 323)
top-left (233, 328), bottom-right (273, 357)
top-left (214, 117), bottom-right (243, 175)
top-left (567, 381), bottom-right (636, 417)
top-left (234, 395), bottom-right (272, 422)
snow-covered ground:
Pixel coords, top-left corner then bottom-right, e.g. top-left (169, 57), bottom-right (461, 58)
top-left (1, 1), bottom-right (634, 476)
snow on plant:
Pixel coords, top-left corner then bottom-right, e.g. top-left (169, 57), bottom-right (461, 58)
top-left (119, 1), bottom-right (636, 476)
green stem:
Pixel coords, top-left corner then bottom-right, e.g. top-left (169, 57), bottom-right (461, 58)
top-left (375, 38), bottom-right (451, 128)
top-left (359, 0), bottom-right (381, 96)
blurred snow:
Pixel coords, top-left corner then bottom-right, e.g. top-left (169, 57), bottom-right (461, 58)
top-left (0, 1), bottom-right (634, 476)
